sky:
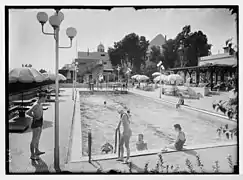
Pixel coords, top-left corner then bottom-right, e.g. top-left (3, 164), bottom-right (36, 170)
top-left (9, 8), bottom-right (237, 72)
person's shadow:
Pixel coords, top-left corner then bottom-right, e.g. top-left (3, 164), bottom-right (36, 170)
top-left (31, 157), bottom-right (49, 173)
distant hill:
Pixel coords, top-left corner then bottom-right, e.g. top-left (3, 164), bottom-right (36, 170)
top-left (148, 34), bottom-right (166, 50)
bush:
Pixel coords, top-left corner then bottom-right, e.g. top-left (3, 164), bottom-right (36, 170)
top-left (96, 153), bottom-right (236, 173)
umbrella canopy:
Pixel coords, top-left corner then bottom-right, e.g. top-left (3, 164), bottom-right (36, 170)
top-left (137, 75), bottom-right (149, 81)
top-left (131, 74), bottom-right (140, 79)
top-left (167, 74), bottom-right (183, 83)
top-left (43, 72), bottom-right (67, 81)
top-left (152, 72), bottom-right (161, 77)
top-left (9, 67), bottom-right (45, 83)
top-left (153, 74), bottom-right (168, 83)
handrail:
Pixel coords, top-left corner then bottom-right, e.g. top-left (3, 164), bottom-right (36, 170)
top-left (88, 131), bottom-right (92, 163)
top-left (114, 128), bottom-right (121, 158)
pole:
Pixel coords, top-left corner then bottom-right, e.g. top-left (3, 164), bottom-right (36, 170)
top-left (72, 65), bottom-right (74, 100)
top-left (159, 66), bottom-right (162, 98)
top-left (54, 26), bottom-right (60, 171)
top-left (88, 131), bottom-right (92, 163)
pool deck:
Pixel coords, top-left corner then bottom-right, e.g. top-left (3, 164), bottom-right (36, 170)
top-left (65, 143), bottom-right (237, 173)
top-left (8, 88), bottom-right (76, 173)
top-left (129, 87), bottom-right (235, 121)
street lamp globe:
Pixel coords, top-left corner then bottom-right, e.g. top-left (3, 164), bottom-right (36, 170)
top-left (57, 11), bottom-right (64, 22)
top-left (49, 15), bottom-right (61, 29)
top-left (37, 12), bottom-right (48, 25)
top-left (66, 27), bottom-right (77, 40)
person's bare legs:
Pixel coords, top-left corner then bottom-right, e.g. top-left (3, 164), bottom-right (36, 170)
top-left (124, 135), bottom-right (131, 163)
top-left (162, 144), bottom-right (175, 152)
top-left (30, 128), bottom-right (39, 159)
top-left (117, 136), bottom-right (124, 161)
top-left (35, 127), bottom-right (45, 155)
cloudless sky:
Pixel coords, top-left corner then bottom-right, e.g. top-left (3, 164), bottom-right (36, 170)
top-left (9, 8), bottom-right (237, 72)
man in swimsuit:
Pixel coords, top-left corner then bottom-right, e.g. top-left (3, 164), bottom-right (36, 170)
top-left (116, 108), bottom-right (132, 163)
top-left (162, 124), bottom-right (186, 151)
top-left (26, 92), bottom-right (47, 160)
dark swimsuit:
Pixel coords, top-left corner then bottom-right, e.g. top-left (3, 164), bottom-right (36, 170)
top-left (31, 117), bottom-right (43, 129)
top-left (174, 132), bottom-right (186, 151)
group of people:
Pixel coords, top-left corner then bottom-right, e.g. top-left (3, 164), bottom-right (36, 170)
top-left (115, 107), bottom-right (186, 164)
top-left (26, 92), bottom-right (187, 163)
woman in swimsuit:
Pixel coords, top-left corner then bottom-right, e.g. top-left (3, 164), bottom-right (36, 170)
top-left (116, 108), bottom-right (132, 163)
top-left (163, 124), bottom-right (186, 151)
top-left (26, 93), bottom-right (47, 160)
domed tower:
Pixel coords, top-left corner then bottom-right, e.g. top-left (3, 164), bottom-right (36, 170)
top-left (97, 43), bottom-right (105, 52)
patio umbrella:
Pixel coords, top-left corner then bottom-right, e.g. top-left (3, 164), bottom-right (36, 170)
top-left (167, 74), bottom-right (183, 84)
top-left (43, 72), bottom-right (67, 81)
top-left (131, 74), bottom-right (140, 79)
top-left (152, 72), bottom-right (161, 77)
top-left (9, 67), bottom-right (45, 83)
top-left (153, 74), bottom-right (168, 83)
top-left (9, 67), bottom-right (46, 117)
top-left (137, 75), bottom-right (149, 81)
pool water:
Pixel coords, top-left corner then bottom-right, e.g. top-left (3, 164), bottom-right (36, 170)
top-left (80, 92), bottom-right (237, 156)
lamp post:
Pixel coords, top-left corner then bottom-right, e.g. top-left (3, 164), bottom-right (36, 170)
top-left (117, 66), bottom-right (121, 83)
top-left (157, 61), bottom-right (164, 99)
top-left (72, 61), bottom-right (78, 100)
top-left (126, 68), bottom-right (132, 89)
top-left (37, 10), bottom-right (77, 171)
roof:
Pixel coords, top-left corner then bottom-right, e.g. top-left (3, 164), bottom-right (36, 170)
top-left (148, 34), bottom-right (166, 50)
top-left (200, 53), bottom-right (234, 61)
top-left (199, 53), bottom-right (237, 66)
top-left (78, 51), bottom-right (109, 61)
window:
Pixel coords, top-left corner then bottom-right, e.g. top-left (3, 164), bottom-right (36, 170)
top-left (101, 54), bottom-right (105, 56)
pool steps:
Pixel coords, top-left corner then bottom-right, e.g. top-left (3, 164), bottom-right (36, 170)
top-left (70, 141), bottom-right (236, 162)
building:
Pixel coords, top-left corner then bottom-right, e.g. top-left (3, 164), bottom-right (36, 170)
top-left (75, 43), bottom-right (114, 83)
top-left (167, 46), bottom-right (237, 89)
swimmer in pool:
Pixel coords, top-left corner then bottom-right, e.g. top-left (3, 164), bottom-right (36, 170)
top-left (136, 134), bottom-right (148, 151)
top-left (116, 108), bottom-right (132, 163)
top-left (162, 124), bottom-right (186, 152)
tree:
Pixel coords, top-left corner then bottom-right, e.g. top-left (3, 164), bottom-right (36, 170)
top-left (108, 33), bottom-right (149, 74)
top-left (162, 25), bottom-right (211, 68)
top-left (149, 46), bottom-right (163, 64)
top-left (162, 39), bottom-right (177, 69)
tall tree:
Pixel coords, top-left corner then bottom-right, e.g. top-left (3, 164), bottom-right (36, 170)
top-left (108, 33), bottom-right (149, 73)
top-left (162, 25), bottom-right (211, 68)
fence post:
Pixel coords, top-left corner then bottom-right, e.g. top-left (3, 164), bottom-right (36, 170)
top-left (88, 131), bottom-right (92, 163)
top-left (118, 129), bottom-right (121, 158)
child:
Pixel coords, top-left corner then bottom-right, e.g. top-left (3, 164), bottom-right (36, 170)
top-left (176, 93), bottom-right (184, 108)
top-left (136, 134), bottom-right (148, 151)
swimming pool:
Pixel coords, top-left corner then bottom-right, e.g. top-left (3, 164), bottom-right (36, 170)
top-left (80, 92), bottom-right (237, 156)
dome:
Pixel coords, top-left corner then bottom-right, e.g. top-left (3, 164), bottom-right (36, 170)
top-left (97, 43), bottom-right (105, 52)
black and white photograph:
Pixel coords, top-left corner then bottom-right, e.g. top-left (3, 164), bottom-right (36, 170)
top-left (5, 5), bottom-right (239, 174)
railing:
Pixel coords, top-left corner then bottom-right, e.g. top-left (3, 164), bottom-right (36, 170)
top-left (114, 128), bottom-right (121, 158)
top-left (87, 128), bottom-right (121, 163)
top-left (88, 131), bottom-right (92, 163)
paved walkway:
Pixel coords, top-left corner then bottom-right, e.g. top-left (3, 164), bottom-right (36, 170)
top-left (8, 88), bottom-right (75, 173)
top-left (65, 144), bottom-right (237, 173)
top-left (130, 87), bottom-right (231, 119)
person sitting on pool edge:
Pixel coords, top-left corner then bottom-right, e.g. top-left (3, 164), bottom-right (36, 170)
top-left (136, 134), bottom-right (148, 151)
top-left (162, 124), bottom-right (186, 152)
top-left (176, 93), bottom-right (184, 109)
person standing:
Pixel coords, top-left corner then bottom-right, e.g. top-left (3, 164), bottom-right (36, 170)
top-left (116, 108), bottom-right (132, 164)
top-left (26, 93), bottom-right (47, 160)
